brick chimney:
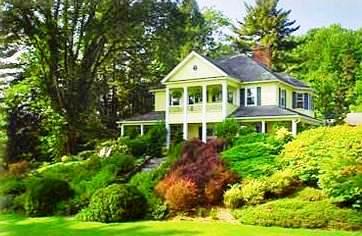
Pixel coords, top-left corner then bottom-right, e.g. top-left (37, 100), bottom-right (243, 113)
top-left (252, 46), bottom-right (272, 68)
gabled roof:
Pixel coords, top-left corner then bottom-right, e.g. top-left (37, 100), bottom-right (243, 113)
top-left (161, 51), bottom-right (310, 89)
top-left (161, 51), bottom-right (228, 83)
top-left (209, 54), bottom-right (310, 89)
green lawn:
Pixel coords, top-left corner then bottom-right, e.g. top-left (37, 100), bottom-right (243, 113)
top-left (0, 214), bottom-right (361, 236)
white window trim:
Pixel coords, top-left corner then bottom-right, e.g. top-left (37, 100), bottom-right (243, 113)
top-left (245, 87), bottom-right (257, 107)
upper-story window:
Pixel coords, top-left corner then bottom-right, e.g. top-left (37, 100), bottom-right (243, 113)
top-left (293, 92), bottom-right (312, 110)
top-left (296, 93), bottom-right (304, 108)
top-left (279, 88), bottom-right (287, 108)
top-left (246, 87), bottom-right (257, 106)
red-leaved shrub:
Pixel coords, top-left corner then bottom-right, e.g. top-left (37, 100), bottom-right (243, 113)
top-left (156, 139), bottom-right (237, 211)
top-left (164, 179), bottom-right (198, 211)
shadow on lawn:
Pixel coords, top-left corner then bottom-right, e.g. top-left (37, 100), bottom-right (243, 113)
top-left (0, 215), bottom-right (199, 236)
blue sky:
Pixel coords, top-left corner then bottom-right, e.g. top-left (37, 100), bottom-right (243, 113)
top-left (196, 0), bottom-right (362, 34)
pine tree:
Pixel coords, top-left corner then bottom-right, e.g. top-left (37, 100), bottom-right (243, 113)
top-left (235, 0), bottom-right (299, 70)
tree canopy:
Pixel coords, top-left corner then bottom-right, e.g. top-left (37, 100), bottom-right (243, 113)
top-left (235, 0), bottom-right (299, 71)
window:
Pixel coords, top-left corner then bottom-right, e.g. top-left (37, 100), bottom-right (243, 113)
top-left (296, 93), bottom-right (304, 109)
top-left (228, 90), bottom-right (234, 104)
top-left (246, 87), bottom-right (257, 106)
top-left (279, 88), bottom-right (286, 108)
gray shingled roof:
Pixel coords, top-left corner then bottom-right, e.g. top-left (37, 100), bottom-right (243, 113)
top-left (230, 105), bottom-right (299, 118)
top-left (206, 54), bottom-right (310, 88)
top-left (124, 111), bottom-right (165, 121)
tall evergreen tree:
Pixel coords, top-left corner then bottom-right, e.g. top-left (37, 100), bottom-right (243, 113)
top-left (235, 0), bottom-right (299, 70)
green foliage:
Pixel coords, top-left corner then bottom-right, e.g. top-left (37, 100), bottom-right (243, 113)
top-left (215, 119), bottom-right (240, 146)
top-left (239, 179), bottom-right (268, 205)
top-left (319, 153), bottom-right (362, 209)
top-left (39, 153), bottom-right (135, 213)
top-left (4, 77), bottom-right (66, 163)
top-left (234, 199), bottom-right (362, 231)
top-left (129, 171), bottom-right (168, 220)
top-left (128, 143), bottom-right (181, 219)
top-left (223, 184), bottom-right (243, 209)
top-left (0, 176), bottom-right (26, 196)
top-left (24, 177), bottom-right (73, 216)
top-left (293, 187), bottom-right (327, 202)
top-left (289, 25), bottom-right (362, 120)
top-left (77, 184), bottom-right (147, 223)
top-left (235, 0), bottom-right (299, 70)
top-left (144, 123), bottom-right (167, 157)
top-left (222, 136), bottom-right (278, 178)
top-left (267, 169), bottom-right (299, 197)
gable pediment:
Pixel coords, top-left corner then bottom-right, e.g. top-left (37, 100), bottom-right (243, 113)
top-left (162, 51), bottom-right (227, 83)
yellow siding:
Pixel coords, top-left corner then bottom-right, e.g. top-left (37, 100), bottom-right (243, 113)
top-left (154, 90), bottom-right (165, 111)
top-left (188, 124), bottom-right (200, 139)
top-left (261, 83), bottom-right (278, 106)
top-left (168, 55), bottom-right (224, 82)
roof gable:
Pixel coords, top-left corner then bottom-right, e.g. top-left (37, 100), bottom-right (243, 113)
top-left (162, 51), bottom-right (227, 83)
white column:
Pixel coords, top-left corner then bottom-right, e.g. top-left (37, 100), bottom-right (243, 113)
top-left (120, 124), bottom-right (125, 137)
top-left (222, 81), bottom-right (228, 119)
top-left (261, 120), bottom-right (266, 133)
top-left (236, 88), bottom-right (240, 106)
top-left (292, 119), bottom-right (298, 136)
top-left (165, 88), bottom-right (170, 147)
top-left (202, 85), bottom-right (207, 143)
top-left (183, 86), bottom-right (188, 140)
top-left (140, 124), bottom-right (144, 136)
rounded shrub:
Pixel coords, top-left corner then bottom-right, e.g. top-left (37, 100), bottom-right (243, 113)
top-left (240, 179), bottom-right (267, 205)
top-left (77, 184), bottom-right (147, 223)
top-left (266, 169), bottom-right (299, 197)
top-left (164, 179), bottom-right (198, 211)
top-left (223, 184), bottom-right (243, 209)
top-left (25, 177), bottom-right (73, 216)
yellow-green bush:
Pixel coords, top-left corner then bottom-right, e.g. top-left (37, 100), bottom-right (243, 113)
top-left (293, 187), bottom-right (327, 202)
top-left (278, 126), bottom-right (362, 208)
top-left (233, 199), bottom-right (362, 231)
top-left (223, 184), bottom-right (243, 209)
top-left (267, 169), bottom-right (299, 197)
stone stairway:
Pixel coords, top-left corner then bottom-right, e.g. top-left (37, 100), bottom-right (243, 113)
top-left (141, 157), bottom-right (165, 172)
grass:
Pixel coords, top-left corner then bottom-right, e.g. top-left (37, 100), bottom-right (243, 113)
top-left (0, 214), bottom-right (361, 236)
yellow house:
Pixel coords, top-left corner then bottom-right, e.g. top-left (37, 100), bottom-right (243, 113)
top-left (118, 51), bottom-right (320, 145)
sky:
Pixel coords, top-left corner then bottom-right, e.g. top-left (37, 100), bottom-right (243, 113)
top-left (196, 0), bottom-right (362, 35)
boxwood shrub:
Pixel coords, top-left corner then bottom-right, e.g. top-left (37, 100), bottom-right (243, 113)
top-left (24, 177), bottom-right (73, 216)
top-left (77, 184), bottom-right (147, 223)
